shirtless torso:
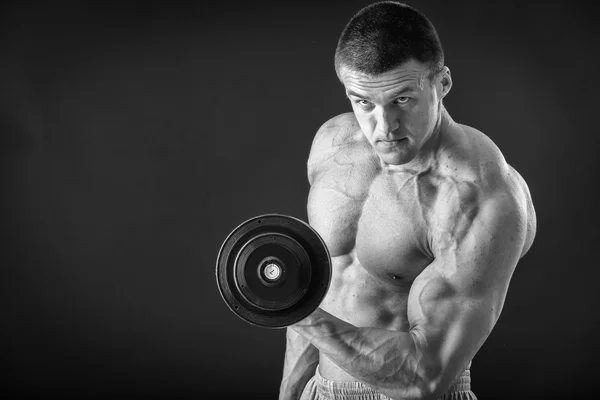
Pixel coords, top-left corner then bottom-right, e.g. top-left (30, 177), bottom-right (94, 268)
top-left (306, 111), bottom-right (536, 382)
top-left (279, 56), bottom-right (536, 400)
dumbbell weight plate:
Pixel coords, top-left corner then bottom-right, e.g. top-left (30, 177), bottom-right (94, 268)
top-left (216, 214), bottom-right (331, 328)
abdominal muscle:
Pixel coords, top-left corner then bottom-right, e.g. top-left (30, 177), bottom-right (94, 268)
top-left (317, 248), bottom-right (413, 381)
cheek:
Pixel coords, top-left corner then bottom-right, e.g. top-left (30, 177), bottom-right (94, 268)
top-left (413, 100), bottom-right (438, 128)
top-left (353, 111), bottom-right (375, 138)
top-left (400, 108), bottom-right (434, 137)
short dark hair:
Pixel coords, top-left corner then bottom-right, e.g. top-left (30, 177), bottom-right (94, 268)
top-left (334, 1), bottom-right (444, 79)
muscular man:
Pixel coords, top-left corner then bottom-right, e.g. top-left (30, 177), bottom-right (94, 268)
top-left (279, 2), bottom-right (536, 400)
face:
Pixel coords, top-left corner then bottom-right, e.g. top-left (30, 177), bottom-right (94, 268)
top-left (340, 59), bottom-right (452, 166)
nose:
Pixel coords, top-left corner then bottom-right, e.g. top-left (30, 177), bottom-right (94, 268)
top-left (375, 107), bottom-right (399, 135)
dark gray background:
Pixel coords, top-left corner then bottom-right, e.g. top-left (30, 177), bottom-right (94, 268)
top-left (2, 0), bottom-right (598, 398)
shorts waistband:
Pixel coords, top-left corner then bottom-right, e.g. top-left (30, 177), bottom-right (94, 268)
top-left (313, 367), bottom-right (472, 399)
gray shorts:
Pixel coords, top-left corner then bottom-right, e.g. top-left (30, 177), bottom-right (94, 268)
top-left (300, 366), bottom-right (477, 400)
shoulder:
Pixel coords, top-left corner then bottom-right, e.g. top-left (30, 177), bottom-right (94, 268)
top-left (309, 112), bottom-right (361, 154)
top-left (430, 122), bottom-right (536, 257)
top-left (437, 122), bottom-right (505, 186)
top-left (307, 113), bottom-right (369, 184)
top-left (438, 121), bottom-right (529, 198)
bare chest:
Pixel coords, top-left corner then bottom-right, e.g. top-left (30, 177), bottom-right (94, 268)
top-left (308, 163), bottom-right (434, 285)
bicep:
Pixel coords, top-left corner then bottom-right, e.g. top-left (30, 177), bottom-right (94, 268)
top-left (407, 192), bottom-right (527, 383)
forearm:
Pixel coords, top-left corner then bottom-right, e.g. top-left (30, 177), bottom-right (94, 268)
top-left (279, 327), bottom-right (320, 400)
top-left (292, 308), bottom-right (432, 400)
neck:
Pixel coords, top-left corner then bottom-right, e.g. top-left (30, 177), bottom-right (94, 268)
top-left (380, 107), bottom-right (451, 174)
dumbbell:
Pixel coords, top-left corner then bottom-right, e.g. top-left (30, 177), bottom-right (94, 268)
top-left (215, 214), bottom-right (331, 328)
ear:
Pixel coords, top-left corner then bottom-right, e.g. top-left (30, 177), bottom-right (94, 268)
top-left (438, 66), bottom-right (452, 99)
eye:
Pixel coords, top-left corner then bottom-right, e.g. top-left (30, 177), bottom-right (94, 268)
top-left (355, 99), bottom-right (373, 109)
top-left (394, 97), bottom-right (410, 104)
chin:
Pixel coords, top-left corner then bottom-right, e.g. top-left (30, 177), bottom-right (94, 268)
top-left (380, 152), bottom-right (415, 166)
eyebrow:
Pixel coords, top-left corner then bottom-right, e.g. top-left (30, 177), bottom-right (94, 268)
top-left (346, 87), bottom-right (417, 99)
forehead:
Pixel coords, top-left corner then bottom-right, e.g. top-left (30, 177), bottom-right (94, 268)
top-left (340, 60), bottom-right (431, 94)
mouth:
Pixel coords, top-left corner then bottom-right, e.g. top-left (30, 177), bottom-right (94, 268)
top-left (378, 138), bottom-right (407, 147)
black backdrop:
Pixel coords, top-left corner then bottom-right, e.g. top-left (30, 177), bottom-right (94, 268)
top-left (2, 0), bottom-right (599, 398)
